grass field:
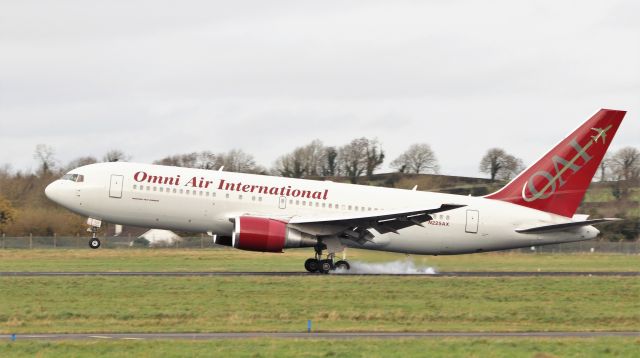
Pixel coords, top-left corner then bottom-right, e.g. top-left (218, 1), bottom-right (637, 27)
top-left (2, 338), bottom-right (640, 358)
top-left (1, 275), bottom-right (638, 333)
top-left (1, 250), bottom-right (638, 357)
top-left (0, 248), bottom-right (639, 272)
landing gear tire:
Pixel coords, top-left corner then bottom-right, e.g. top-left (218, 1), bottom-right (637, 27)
top-left (334, 260), bottom-right (350, 271)
top-left (320, 260), bottom-right (333, 274)
top-left (89, 238), bottom-right (101, 249)
top-left (304, 258), bottom-right (319, 273)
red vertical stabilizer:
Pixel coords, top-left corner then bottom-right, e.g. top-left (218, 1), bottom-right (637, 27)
top-left (486, 109), bottom-right (626, 217)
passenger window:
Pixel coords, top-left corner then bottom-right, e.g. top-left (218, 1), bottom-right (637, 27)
top-left (328, 204), bottom-right (332, 208)
top-left (133, 184), bottom-right (137, 189)
top-left (258, 197), bottom-right (262, 202)
top-left (238, 195), bottom-right (243, 200)
top-left (322, 203), bottom-right (326, 208)
top-left (225, 193), bottom-right (229, 199)
top-left (186, 190), bottom-right (190, 194)
top-left (348, 205), bottom-right (352, 210)
top-left (206, 192), bottom-right (210, 197)
top-left (296, 200), bottom-right (299, 205)
top-left (159, 187), bottom-right (163, 192)
top-left (252, 196), bottom-right (256, 201)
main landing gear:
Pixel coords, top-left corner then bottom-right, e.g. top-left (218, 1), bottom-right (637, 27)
top-left (304, 242), bottom-right (350, 274)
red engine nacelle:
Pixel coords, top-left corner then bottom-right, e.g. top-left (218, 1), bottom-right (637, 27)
top-left (232, 216), bottom-right (287, 252)
top-left (231, 216), bottom-right (316, 253)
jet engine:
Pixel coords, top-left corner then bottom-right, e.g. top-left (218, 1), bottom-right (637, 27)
top-left (231, 216), bottom-right (316, 252)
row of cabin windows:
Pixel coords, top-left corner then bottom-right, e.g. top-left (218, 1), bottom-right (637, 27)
top-left (132, 184), bottom-right (380, 212)
top-left (133, 184), bottom-right (217, 198)
top-left (289, 198), bottom-right (379, 211)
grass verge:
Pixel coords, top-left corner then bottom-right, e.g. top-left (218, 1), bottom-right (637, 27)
top-left (1, 338), bottom-right (640, 358)
top-left (0, 249), bottom-right (638, 272)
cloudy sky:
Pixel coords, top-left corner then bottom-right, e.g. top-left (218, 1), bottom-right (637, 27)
top-left (1, 0), bottom-right (638, 177)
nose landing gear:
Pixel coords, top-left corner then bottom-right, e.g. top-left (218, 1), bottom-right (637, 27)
top-left (86, 218), bottom-right (102, 249)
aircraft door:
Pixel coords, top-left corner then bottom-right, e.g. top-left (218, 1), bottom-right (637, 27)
top-left (465, 209), bottom-right (479, 233)
top-left (109, 174), bottom-right (124, 198)
top-left (279, 196), bottom-right (287, 209)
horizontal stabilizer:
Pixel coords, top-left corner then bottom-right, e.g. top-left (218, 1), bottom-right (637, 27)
top-left (516, 218), bottom-right (621, 234)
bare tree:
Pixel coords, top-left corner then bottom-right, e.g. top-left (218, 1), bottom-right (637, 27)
top-left (272, 148), bottom-right (307, 178)
top-left (272, 140), bottom-right (327, 178)
top-left (597, 154), bottom-right (612, 182)
top-left (303, 140), bottom-right (327, 177)
top-left (33, 144), bottom-right (57, 175)
top-left (390, 143), bottom-right (439, 174)
top-left (479, 148), bottom-right (524, 181)
top-left (154, 151), bottom-right (217, 169)
top-left (337, 138), bottom-right (369, 184)
top-left (103, 150), bottom-right (131, 162)
top-left (65, 156), bottom-right (98, 171)
top-left (364, 139), bottom-right (385, 178)
top-left (610, 147), bottom-right (640, 181)
top-left (217, 149), bottom-right (263, 174)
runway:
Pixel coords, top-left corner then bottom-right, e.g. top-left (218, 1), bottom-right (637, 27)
top-left (0, 271), bottom-right (638, 277)
top-left (2, 331), bottom-right (639, 341)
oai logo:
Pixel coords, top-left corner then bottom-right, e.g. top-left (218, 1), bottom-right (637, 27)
top-left (521, 127), bottom-right (610, 202)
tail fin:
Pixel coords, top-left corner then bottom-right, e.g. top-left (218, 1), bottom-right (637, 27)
top-left (486, 109), bottom-right (626, 217)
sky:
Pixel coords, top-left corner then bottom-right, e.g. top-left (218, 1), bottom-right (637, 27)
top-left (1, 0), bottom-right (638, 177)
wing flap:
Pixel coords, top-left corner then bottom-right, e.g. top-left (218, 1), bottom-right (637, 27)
top-left (288, 204), bottom-right (465, 239)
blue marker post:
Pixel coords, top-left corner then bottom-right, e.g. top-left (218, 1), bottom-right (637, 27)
top-left (307, 320), bottom-right (311, 333)
top-left (11, 334), bottom-right (16, 341)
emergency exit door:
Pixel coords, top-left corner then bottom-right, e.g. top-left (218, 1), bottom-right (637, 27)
top-left (465, 209), bottom-right (479, 233)
top-left (109, 174), bottom-right (124, 198)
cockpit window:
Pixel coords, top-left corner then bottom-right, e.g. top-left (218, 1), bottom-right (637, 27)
top-left (61, 173), bottom-right (84, 182)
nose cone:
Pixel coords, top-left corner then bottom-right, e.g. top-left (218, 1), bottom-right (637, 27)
top-left (45, 180), bottom-right (67, 206)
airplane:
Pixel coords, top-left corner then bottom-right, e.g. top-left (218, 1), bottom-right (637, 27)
top-left (45, 109), bottom-right (626, 273)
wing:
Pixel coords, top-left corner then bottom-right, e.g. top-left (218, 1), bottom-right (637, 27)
top-left (287, 204), bottom-right (466, 242)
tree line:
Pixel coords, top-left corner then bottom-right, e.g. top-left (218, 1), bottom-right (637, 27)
top-left (0, 140), bottom-right (638, 238)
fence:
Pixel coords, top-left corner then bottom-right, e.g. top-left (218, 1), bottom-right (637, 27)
top-left (1, 234), bottom-right (639, 254)
top-left (0, 234), bottom-right (216, 250)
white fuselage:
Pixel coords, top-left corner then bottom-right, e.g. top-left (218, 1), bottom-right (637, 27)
top-left (45, 162), bottom-right (598, 255)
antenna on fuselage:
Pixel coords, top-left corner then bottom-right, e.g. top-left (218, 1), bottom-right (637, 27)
top-left (218, 166), bottom-right (224, 172)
